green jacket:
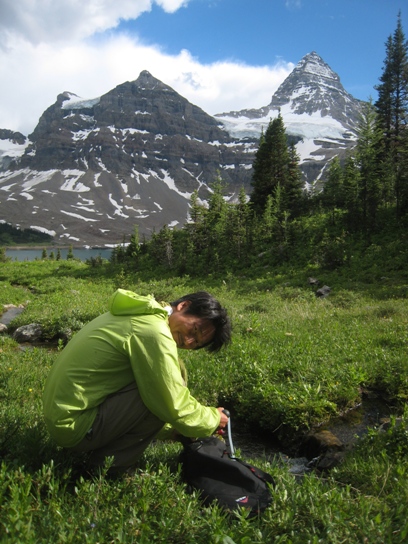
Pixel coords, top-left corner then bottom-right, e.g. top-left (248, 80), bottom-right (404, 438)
top-left (42, 289), bottom-right (220, 447)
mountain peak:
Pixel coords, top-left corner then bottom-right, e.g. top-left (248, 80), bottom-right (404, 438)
top-left (133, 70), bottom-right (168, 90)
top-left (268, 51), bottom-right (361, 129)
top-left (215, 50), bottom-right (363, 184)
top-left (138, 70), bottom-right (154, 79)
top-left (295, 51), bottom-right (339, 82)
top-left (270, 51), bottom-right (342, 110)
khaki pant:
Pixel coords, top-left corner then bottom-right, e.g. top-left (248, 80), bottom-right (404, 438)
top-left (70, 382), bottom-right (164, 471)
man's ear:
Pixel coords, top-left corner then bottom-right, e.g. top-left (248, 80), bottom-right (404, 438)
top-left (176, 300), bottom-right (191, 312)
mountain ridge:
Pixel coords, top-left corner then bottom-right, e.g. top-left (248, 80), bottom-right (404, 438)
top-left (0, 52), bottom-right (364, 245)
top-left (215, 51), bottom-right (363, 185)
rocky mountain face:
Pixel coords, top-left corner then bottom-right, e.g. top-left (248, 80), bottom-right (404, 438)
top-left (0, 71), bottom-right (252, 245)
top-left (216, 52), bottom-right (363, 186)
top-left (0, 53), bottom-right (364, 246)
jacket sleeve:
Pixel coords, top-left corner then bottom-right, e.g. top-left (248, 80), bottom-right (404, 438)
top-left (124, 325), bottom-right (220, 438)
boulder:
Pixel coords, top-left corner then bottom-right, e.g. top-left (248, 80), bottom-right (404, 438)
top-left (300, 430), bottom-right (344, 458)
top-left (316, 285), bottom-right (331, 298)
top-left (12, 323), bottom-right (44, 343)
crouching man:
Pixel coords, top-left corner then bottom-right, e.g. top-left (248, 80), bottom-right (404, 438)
top-left (42, 289), bottom-right (231, 473)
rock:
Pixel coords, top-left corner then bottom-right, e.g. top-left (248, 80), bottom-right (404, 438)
top-left (300, 430), bottom-right (344, 458)
top-left (316, 285), bottom-right (331, 298)
top-left (0, 323), bottom-right (8, 333)
top-left (378, 417), bottom-right (405, 433)
top-left (308, 277), bottom-right (319, 285)
top-left (286, 457), bottom-right (312, 475)
top-left (58, 328), bottom-right (72, 344)
top-left (12, 323), bottom-right (44, 343)
top-left (0, 128), bottom-right (27, 145)
top-left (312, 451), bottom-right (346, 470)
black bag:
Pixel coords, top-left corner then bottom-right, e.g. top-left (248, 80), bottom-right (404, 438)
top-left (179, 434), bottom-right (275, 516)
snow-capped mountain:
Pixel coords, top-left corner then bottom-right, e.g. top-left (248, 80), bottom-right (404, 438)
top-left (0, 53), bottom-right (364, 246)
top-left (0, 71), bottom-right (252, 245)
top-left (215, 51), bottom-right (363, 186)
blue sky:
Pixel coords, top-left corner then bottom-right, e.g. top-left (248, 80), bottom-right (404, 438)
top-left (0, 0), bottom-right (406, 136)
top-left (121, 0), bottom-right (405, 100)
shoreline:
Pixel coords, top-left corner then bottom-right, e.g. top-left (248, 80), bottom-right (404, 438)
top-left (5, 245), bottom-right (110, 250)
top-left (5, 246), bottom-right (70, 250)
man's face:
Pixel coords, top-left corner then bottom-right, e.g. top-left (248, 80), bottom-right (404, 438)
top-left (168, 301), bottom-right (215, 350)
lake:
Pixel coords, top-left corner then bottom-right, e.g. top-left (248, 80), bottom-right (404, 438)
top-left (5, 248), bottom-right (113, 262)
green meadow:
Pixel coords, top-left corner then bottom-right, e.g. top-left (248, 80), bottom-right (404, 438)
top-left (0, 257), bottom-right (407, 543)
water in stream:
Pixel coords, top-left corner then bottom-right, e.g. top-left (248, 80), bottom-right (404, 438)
top-left (0, 306), bottom-right (24, 325)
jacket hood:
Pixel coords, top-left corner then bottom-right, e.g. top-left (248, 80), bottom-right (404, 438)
top-left (109, 289), bottom-right (169, 318)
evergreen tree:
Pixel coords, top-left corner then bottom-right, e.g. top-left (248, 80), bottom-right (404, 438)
top-left (342, 156), bottom-right (361, 231)
top-left (250, 113), bottom-right (296, 215)
top-left (235, 186), bottom-right (251, 262)
top-left (67, 245), bottom-right (74, 260)
top-left (206, 175), bottom-right (228, 230)
top-left (189, 189), bottom-right (204, 226)
top-left (206, 176), bottom-right (230, 269)
top-left (355, 100), bottom-right (383, 232)
top-left (258, 192), bottom-right (278, 249)
top-left (286, 143), bottom-right (305, 216)
top-left (223, 187), bottom-right (250, 264)
top-left (183, 189), bottom-right (208, 272)
top-left (375, 12), bottom-right (408, 215)
top-left (322, 157), bottom-right (344, 223)
top-left (375, 35), bottom-right (395, 150)
top-left (149, 225), bottom-right (174, 268)
top-left (0, 247), bottom-right (8, 263)
top-left (126, 225), bottom-right (141, 262)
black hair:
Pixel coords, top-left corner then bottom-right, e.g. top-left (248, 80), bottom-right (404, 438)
top-left (170, 291), bottom-right (231, 353)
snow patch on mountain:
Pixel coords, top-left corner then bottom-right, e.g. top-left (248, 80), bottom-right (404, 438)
top-left (61, 94), bottom-right (100, 110)
top-left (31, 226), bottom-right (57, 236)
top-left (0, 139), bottom-right (29, 158)
top-left (218, 108), bottom-right (347, 144)
top-left (60, 171), bottom-right (89, 192)
top-left (159, 169), bottom-right (193, 199)
top-left (61, 210), bottom-right (99, 222)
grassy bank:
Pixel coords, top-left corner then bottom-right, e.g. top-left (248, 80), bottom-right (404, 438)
top-left (0, 259), bottom-right (407, 542)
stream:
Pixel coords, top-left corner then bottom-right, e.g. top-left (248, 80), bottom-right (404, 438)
top-left (228, 393), bottom-right (392, 458)
top-left (0, 305), bottom-right (24, 325)
top-left (228, 392), bottom-right (395, 476)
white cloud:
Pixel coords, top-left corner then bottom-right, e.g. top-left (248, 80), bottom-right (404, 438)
top-left (0, 0), bottom-right (189, 46)
top-left (285, 0), bottom-right (302, 9)
top-left (156, 0), bottom-right (190, 13)
top-left (0, 0), bottom-right (293, 135)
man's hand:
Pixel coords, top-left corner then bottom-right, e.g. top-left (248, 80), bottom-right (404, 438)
top-left (217, 407), bottom-right (229, 429)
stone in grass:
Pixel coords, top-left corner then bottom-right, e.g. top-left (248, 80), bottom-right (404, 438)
top-left (13, 323), bottom-right (44, 343)
top-left (300, 430), bottom-right (344, 458)
top-left (316, 285), bottom-right (331, 298)
top-left (300, 430), bottom-right (346, 471)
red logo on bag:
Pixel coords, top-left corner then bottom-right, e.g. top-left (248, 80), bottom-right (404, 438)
top-left (236, 496), bottom-right (249, 504)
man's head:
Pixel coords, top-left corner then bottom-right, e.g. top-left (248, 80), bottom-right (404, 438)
top-left (169, 291), bottom-right (231, 353)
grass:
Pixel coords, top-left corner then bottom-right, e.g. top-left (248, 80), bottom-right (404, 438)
top-left (0, 259), bottom-right (407, 542)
